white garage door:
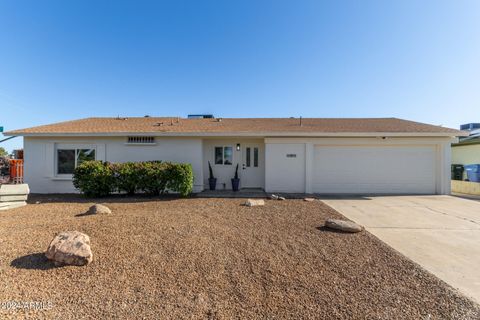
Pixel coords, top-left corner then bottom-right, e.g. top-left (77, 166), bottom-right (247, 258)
top-left (312, 145), bottom-right (436, 194)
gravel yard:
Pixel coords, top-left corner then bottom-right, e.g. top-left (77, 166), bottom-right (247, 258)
top-left (0, 196), bottom-right (479, 319)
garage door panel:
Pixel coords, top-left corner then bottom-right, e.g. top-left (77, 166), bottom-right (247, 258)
top-left (313, 146), bottom-right (436, 194)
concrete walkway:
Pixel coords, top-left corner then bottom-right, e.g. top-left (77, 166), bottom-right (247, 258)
top-left (322, 195), bottom-right (480, 304)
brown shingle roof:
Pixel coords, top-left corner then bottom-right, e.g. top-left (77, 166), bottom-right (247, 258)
top-left (4, 117), bottom-right (465, 136)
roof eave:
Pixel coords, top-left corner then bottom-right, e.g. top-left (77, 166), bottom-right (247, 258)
top-left (4, 131), bottom-right (464, 138)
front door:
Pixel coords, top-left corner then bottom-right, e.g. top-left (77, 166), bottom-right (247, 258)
top-left (241, 144), bottom-right (264, 188)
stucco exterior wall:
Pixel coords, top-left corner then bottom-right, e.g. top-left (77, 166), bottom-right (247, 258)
top-left (452, 144), bottom-right (480, 165)
top-left (265, 137), bottom-right (453, 195)
top-left (451, 180), bottom-right (480, 195)
top-left (202, 138), bottom-right (265, 190)
top-left (23, 135), bottom-right (454, 195)
top-left (24, 137), bottom-right (204, 193)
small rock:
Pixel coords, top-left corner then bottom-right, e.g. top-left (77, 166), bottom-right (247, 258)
top-left (325, 218), bottom-right (364, 233)
top-left (45, 231), bottom-right (93, 266)
top-left (278, 196), bottom-right (286, 201)
top-left (244, 199), bottom-right (265, 207)
top-left (87, 204), bottom-right (111, 215)
top-left (304, 198), bottom-right (316, 202)
top-left (270, 194), bottom-right (279, 200)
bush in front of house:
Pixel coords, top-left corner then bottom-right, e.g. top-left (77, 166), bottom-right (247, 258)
top-left (112, 162), bottom-right (142, 195)
top-left (73, 161), bottom-right (116, 197)
top-left (73, 160), bottom-right (194, 197)
top-left (164, 162), bottom-right (194, 197)
top-left (136, 161), bottom-right (169, 196)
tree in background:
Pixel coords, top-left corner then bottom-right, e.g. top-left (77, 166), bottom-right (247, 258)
top-left (0, 147), bottom-right (8, 157)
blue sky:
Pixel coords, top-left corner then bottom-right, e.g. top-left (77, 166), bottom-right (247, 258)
top-left (1, 0), bottom-right (479, 152)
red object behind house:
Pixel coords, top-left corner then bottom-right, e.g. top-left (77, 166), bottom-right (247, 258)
top-left (9, 159), bottom-right (24, 184)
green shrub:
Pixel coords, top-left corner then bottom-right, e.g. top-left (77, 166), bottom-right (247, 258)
top-left (73, 161), bottom-right (116, 197)
top-left (112, 162), bottom-right (141, 195)
top-left (165, 163), bottom-right (194, 197)
top-left (73, 160), bottom-right (194, 197)
top-left (137, 161), bottom-right (169, 196)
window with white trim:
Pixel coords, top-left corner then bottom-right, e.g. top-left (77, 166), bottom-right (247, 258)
top-left (57, 148), bottom-right (96, 174)
top-left (214, 146), bottom-right (233, 165)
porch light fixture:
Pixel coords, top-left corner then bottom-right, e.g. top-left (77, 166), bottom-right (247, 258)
top-left (236, 143), bottom-right (241, 151)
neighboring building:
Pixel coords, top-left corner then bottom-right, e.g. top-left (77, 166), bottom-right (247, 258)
top-left (4, 117), bottom-right (465, 194)
top-left (452, 123), bottom-right (480, 167)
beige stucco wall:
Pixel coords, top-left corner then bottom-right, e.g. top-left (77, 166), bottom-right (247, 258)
top-left (452, 144), bottom-right (480, 165)
top-left (24, 136), bottom-right (204, 193)
top-left (265, 137), bottom-right (453, 195)
top-left (202, 138), bottom-right (265, 190)
top-left (451, 180), bottom-right (480, 195)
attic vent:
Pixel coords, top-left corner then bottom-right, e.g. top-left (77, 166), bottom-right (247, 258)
top-left (127, 136), bottom-right (155, 144)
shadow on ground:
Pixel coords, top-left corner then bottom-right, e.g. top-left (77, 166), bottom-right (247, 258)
top-left (10, 253), bottom-right (56, 270)
top-left (28, 193), bottom-right (182, 205)
top-left (316, 226), bottom-right (357, 234)
top-left (75, 211), bottom-right (96, 217)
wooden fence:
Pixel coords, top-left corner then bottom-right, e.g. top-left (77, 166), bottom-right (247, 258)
top-left (9, 159), bottom-right (24, 184)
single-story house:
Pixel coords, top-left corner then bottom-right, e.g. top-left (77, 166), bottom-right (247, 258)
top-left (4, 117), bottom-right (465, 195)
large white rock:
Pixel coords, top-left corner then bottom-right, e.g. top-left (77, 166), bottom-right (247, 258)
top-left (244, 199), bottom-right (265, 207)
top-left (325, 218), bottom-right (364, 233)
top-left (45, 231), bottom-right (93, 266)
top-left (86, 204), bottom-right (112, 215)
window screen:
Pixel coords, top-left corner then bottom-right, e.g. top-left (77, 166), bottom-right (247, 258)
top-left (57, 149), bottom-right (75, 174)
top-left (223, 147), bottom-right (233, 165)
top-left (77, 149), bottom-right (95, 166)
top-left (215, 147), bottom-right (223, 165)
top-left (57, 148), bottom-right (96, 174)
top-left (214, 146), bottom-right (233, 165)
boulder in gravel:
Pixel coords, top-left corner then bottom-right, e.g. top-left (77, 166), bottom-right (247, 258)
top-left (278, 196), bottom-right (286, 201)
top-left (45, 231), bottom-right (93, 266)
top-left (87, 204), bottom-right (111, 215)
top-left (304, 197), bottom-right (316, 202)
top-left (325, 218), bottom-right (364, 233)
top-left (244, 199), bottom-right (265, 207)
top-left (270, 194), bottom-right (279, 200)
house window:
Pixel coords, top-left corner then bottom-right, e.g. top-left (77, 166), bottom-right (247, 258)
top-left (57, 148), bottom-right (95, 174)
top-left (127, 136), bottom-right (155, 144)
top-left (214, 146), bottom-right (233, 165)
top-left (245, 147), bottom-right (258, 168)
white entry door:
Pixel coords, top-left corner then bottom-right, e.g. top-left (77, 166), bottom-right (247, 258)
top-left (241, 144), bottom-right (264, 188)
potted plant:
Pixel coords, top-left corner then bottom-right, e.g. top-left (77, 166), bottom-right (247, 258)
top-left (208, 161), bottom-right (217, 190)
top-left (231, 164), bottom-right (240, 191)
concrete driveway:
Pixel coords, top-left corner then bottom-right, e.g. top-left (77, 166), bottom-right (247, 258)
top-left (322, 195), bottom-right (480, 304)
